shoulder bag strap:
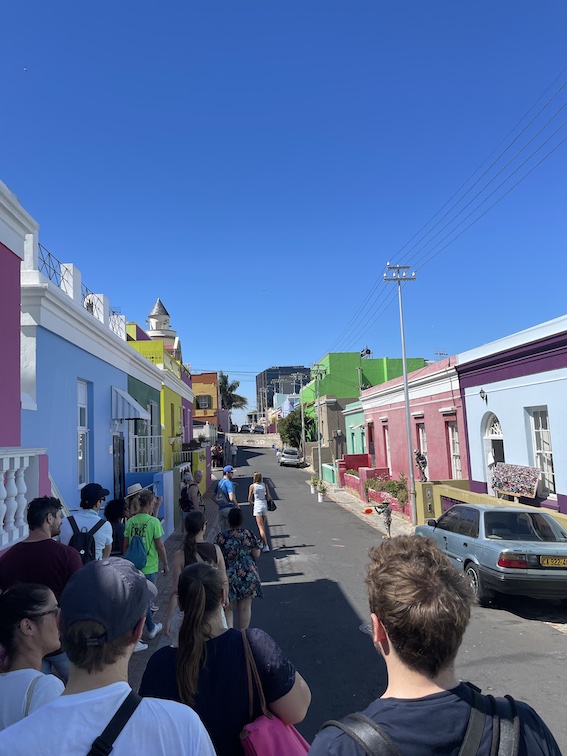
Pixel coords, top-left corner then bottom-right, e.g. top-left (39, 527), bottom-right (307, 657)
top-left (488, 695), bottom-right (520, 756)
top-left (458, 687), bottom-right (488, 756)
top-left (320, 713), bottom-right (402, 756)
top-left (87, 690), bottom-right (142, 756)
top-left (89, 518), bottom-right (106, 536)
top-left (68, 516), bottom-right (79, 536)
top-left (241, 629), bottom-right (269, 718)
top-left (24, 675), bottom-right (44, 717)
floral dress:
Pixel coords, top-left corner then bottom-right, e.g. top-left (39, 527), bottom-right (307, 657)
top-left (215, 528), bottom-right (263, 602)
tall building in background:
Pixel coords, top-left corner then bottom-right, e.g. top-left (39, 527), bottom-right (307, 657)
top-left (256, 366), bottom-right (310, 413)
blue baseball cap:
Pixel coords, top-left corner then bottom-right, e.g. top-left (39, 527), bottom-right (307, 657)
top-left (223, 466), bottom-right (234, 473)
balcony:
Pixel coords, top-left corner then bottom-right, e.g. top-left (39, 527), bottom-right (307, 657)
top-left (0, 447), bottom-right (46, 550)
top-left (129, 435), bottom-right (163, 473)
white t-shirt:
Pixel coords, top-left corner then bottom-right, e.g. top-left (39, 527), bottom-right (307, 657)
top-left (0, 669), bottom-right (64, 730)
top-left (59, 509), bottom-right (113, 560)
top-left (0, 682), bottom-right (215, 755)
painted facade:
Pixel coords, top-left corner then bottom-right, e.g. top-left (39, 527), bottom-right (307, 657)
top-left (360, 358), bottom-right (467, 483)
top-left (456, 315), bottom-right (567, 514)
top-left (343, 401), bottom-right (366, 454)
top-left (300, 352), bottom-right (426, 405)
top-left (192, 372), bottom-right (221, 428)
top-left (21, 238), bottom-right (165, 508)
top-left (0, 181), bottom-right (48, 550)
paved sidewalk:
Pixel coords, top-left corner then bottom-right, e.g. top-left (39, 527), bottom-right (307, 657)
top-left (308, 476), bottom-right (415, 539)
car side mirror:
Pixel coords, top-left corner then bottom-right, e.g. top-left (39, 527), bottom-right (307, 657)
top-left (426, 518), bottom-right (437, 527)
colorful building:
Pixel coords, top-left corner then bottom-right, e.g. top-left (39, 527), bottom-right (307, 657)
top-left (0, 181), bottom-right (48, 550)
top-left (359, 357), bottom-right (466, 483)
top-left (192, 372), bottom-right (221, 429)
top-left (456, 315), bottom-right (567, 514)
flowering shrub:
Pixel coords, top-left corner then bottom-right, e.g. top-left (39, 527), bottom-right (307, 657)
top-left (365, 472), bottom-right (408, 505)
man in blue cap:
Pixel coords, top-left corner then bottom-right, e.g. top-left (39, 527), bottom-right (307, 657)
top-left (215, 465), bottom-right (239, 533)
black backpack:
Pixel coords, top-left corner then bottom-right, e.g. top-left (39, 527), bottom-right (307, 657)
top-left (68, 516), bottom-right (105, 564)
top-left (179, 482), bottom-right (197, 513)
top-left (320, 684), bottom-right (519, 756)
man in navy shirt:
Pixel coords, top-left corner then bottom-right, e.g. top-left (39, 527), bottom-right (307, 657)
top-left (310, 535), bottom-right (561, 756)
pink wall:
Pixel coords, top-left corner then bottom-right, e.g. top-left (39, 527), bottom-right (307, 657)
top-left (363, 361), bottom-right (468, 483)
top-left (0, 242), bottom-right (21, 446)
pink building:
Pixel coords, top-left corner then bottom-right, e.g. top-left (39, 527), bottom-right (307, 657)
top-left (0, 181), bottom-right (49, 550)
top-left (360, 358), bottom-right (468, 483)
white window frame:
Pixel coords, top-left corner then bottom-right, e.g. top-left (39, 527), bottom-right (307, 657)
top-left (196, 395), bottom-right (212, 410)
top-left (77, 380), bottom-right (89, 487)
top-left (383, 426), bottom-right (392, 474)
top-left (529, 406), bottom-right (556, 496)
top-left (417, 422), bottom-right (429, 478)
top-left (447, 421), bottom-right (462, 480)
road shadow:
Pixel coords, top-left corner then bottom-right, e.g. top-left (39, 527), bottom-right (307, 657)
top-left (489, 594), bottom-right (567, 626)
top-left (253, 578), bottom-right (388, 744)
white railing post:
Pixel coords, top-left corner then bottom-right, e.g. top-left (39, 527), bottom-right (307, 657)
top-left (0, 472), bottom-right (7, 544)
top-left (3, 468), bottom-right (17, 533)
top-left (15, 463), bottom-right (28, 530)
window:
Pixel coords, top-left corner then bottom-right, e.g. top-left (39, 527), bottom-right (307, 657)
top-left (77, 381), bottom-right (89, 487)
top-left (383, 426), bottom-right (391, 473)
top-left (417, 422), bottom-right (428, 478)
top-left (436, 506), bottom-right (464, 533)
top-left (447, 421), bottom-right (462, 479)
top-left (457, 508), bottom-right (480, 538)
top-left (196, 395), bottom-right (212, 410)
top-left (529, 407), bottom-right (556, 495)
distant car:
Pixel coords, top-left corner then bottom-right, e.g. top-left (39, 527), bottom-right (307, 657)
top-left (252, 425), bottom-right (264, 434)
top-left (415, 503), bottom-right (567, 605)
top-left (278, 447), bottom-right (300, 467)
top-left (240, 424), bottom-right (251, 433)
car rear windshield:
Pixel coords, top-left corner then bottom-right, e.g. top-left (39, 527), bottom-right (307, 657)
top-left (484, 511), bottom-right (567, 542)
top-left (283, 449), bottom-right (298, 456)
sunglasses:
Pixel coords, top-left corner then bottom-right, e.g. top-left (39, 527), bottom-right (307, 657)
top-left (33, 605), bottom-right (60, 618)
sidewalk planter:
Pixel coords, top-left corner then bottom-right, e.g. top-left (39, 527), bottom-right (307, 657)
top-left (344, 472), bottom-right (361, 498)
top-left (367, 488), bottom-right (411, 519)
top-left (308, 476), bottom-right (319, 495)
top-left (310, 485), bottom-right (316, 494)
top-left (316, 482), bottom-right (327, 503)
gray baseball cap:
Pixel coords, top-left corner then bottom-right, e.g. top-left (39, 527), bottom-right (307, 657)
top-left (60, 557), bottom-right (157, 645)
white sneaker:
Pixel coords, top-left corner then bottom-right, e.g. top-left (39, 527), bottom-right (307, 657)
top-left (146, 622), bottom-right (163, 640)
top-left (150, 602), bottom-right (159, 613)
top-left (262, 545), bottom-right (270, 553)
top-left (134, 640), bottom-right (148, 653)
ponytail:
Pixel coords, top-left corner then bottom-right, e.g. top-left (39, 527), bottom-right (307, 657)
top-left (175, 563), bottom-right (223, 705)
top-left (182, 511), bottom-right (205, 566)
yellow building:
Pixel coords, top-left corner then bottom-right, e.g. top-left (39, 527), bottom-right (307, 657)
top-left (192, 372), bottom-right (221, 429)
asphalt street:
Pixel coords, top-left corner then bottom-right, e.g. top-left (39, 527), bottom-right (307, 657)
top-left (234, 446), bottom-right (567, 750)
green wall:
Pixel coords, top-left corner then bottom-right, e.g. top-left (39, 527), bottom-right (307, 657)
top-left (128, 376), bottom-right (161, 413)
top-left (300, 353), bottom-right (425, 403)
top-left (343, 401), bottom-right (366, 453)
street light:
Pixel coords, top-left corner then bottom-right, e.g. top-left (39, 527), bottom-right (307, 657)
top-left (384, 263), bottom-right (417, 525)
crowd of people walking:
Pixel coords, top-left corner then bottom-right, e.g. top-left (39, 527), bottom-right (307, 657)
top-left (0, 445), bottom-right (562, 755)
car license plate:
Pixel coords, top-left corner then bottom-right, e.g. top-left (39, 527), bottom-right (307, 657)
top-left (540, 556), bottom-right (567, 567)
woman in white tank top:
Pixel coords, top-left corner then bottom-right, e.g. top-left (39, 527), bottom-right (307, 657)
top-left (248, 471), bottom-right (271, 553)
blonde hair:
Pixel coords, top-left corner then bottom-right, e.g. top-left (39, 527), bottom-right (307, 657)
top-left (253, 472), bottom-right (263, 484)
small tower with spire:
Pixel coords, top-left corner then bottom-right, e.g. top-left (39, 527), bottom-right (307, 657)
top-left (146, 298), bottom-right (182, 361)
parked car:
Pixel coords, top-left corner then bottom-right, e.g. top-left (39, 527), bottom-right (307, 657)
top-left (278, 447), bottom-right (300, 467)
top-left (415, 503), bottom-right (567, 605)
top-left (252, 425), bottom-right (264, 434)
top-left (240, 424), bottom-right (251, 433)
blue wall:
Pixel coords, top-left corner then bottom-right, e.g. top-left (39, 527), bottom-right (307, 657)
top-left (21, 328), bottom-right (128, 509)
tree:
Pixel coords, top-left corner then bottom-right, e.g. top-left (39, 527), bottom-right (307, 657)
top-left (278, 408), bottom-right (315, 450)
top-left (218, 371), bottom-right (248, 410)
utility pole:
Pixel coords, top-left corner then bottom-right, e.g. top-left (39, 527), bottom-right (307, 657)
top-left (291, 372), bottom-right (307, 461)
top-left (384, 263), bottom-right (417, 525)
top-left (312, 364), bottom-right (326, 480)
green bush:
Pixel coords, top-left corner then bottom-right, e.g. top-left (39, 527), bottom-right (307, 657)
top-left (345, 469), bottom-right (359, 476)
top-left (365, 471), bottom-right (408, 504)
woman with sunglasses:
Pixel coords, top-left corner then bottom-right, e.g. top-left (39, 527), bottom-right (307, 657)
top-left (0, 584), bottom-right (64, 730)
top-left (140, 562), bottom-right (311, 756)
top-left (165, 511), bottom-right (228, 642)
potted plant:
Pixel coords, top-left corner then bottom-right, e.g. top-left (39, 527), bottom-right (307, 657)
top-left (308, 475), bottom-right (319, 494)
top-left (317, 481), bottom-right (327, 502)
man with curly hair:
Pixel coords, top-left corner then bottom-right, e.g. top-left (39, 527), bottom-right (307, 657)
top-left (311, 535), bottom-right (560, 755)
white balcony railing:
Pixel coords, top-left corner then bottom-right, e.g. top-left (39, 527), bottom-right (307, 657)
top-left (129, 435), bottom-right (163, 472)
top-left (172, 450), bottom-right (194, 466)
top-left (0, 447), bottom-right (46, 550)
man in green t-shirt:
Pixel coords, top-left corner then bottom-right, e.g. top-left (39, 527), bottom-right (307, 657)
top-left (124, 489), bottom-right (169, 640)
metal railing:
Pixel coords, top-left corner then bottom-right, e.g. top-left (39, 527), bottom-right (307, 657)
top-left (129, 435), bottom-right (163, 472)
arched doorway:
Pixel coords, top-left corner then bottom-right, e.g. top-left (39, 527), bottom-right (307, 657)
top-left (483, 413), bottom-right (505, 496)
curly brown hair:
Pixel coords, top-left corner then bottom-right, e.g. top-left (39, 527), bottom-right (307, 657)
top-left (365, 535), bottom-right (473, 678)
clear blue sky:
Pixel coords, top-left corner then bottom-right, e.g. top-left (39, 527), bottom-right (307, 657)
top-left (3, 1), bottom-right (566, 424)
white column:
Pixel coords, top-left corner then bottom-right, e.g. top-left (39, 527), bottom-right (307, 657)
top-left (15, 461), bottom-right (29, 531)
top-left (60, 263), bottom-right (82, 304)
top-left (3, 468), bottom-right (17, 533)
top-left (0, 471), bottom-right (7, 544)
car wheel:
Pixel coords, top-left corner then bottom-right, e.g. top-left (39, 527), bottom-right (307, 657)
top-left (465, 563), bottom-right (493, 606)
